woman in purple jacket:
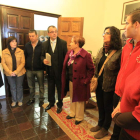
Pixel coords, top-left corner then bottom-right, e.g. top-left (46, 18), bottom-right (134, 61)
top-left (61, 35), bottom-right (94, 125)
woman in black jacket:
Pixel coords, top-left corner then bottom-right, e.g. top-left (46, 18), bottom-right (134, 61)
top-left (0, 56), bottom-right (4, 109)
top-left (90, 26), bottom-right (122, 139)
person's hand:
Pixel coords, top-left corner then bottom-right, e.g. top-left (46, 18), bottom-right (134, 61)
top-left (112, 102), bottom-right (121, 118)
top-left (11, 72), bottom-right (16, 76)
top-left (43, 59), bottom-right (49, 65)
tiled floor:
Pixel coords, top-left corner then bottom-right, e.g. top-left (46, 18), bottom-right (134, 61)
top-left (0, 81), bottom-right (71, 140)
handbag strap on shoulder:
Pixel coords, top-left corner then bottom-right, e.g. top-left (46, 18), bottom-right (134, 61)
top-left (98, 50), bottom-right (116, 77)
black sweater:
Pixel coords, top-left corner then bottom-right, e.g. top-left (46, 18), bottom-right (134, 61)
top-left (24, 41), bottom-right (44, 71)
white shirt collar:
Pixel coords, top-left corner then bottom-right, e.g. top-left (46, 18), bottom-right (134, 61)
top-left (50, 39), bottom-right (57, 43)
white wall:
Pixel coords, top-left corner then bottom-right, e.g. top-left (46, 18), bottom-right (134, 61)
top-left (103, 0), bottom-right (129, 30)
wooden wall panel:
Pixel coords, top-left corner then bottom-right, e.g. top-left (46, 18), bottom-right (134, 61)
top-left (25, 33), bottom-right (29, 45)
top-left (58, 17), bottom-right (84, 50)
top-left (61, 21), bottom-right (70, 32)
top-left (1, 7), bottom-right (34, 49)
top-left (21, 16), bottom-right (31, 29)
top-left (7, 14), bottom-right (18, 29)
top-left (17, 33), bottom-right (24, 46)
top-left (72, 21), bottom-right (80, 32)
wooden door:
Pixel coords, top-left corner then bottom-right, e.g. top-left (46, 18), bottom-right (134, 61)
top-left (1, 6), bottom-right (34, 50)
top-left (58, 17), bottom-right (84, 50)
top-left (1, 6), bottom-right (34, 96)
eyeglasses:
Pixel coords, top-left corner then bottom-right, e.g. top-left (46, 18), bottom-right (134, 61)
top-left (49, 31), bottom-right (57, 34)
top-left (102, 32), bottom-right (111, 36)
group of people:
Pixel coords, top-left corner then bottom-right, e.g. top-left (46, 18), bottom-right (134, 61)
top-left (90, 10), bottom-right (140, 140)
top-left (0, 9), bottom-right (140, 140)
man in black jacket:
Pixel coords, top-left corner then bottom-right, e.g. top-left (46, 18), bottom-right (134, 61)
top-left (41, 26), bottom-right (67, 113)
top-left (25, 30), bottom-right (44, 107)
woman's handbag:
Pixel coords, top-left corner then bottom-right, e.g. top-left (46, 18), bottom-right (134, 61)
top-left (90, 50), bottom-right (116, 92)
top-left (90, 76), bottom-right (98, 92)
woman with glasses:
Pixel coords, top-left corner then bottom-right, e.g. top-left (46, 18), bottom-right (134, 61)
top-left (90, 26), bottom-right (122, 139)
top-left (2, 36), bottom-right (26, 107)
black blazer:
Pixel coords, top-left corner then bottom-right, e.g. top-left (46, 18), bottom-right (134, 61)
top-left (0, 56), bottom-right (4, 87)
top-left (41, 37), bottom-right (67, 79)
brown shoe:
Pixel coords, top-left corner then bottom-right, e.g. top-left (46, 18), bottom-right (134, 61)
top-left (90, 125), bottom-right (101, 132)
top-left (11, 102), bottom-right (16, 107)
top-left (94, 128), bottom-right (108, 139)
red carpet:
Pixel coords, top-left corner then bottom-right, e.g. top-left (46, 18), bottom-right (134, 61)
top-left (43, 98), bottom-right (112, 140)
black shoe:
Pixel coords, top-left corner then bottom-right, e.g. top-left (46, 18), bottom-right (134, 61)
top-left (57, 107), bottom-right (62, 114)
top-left (26, 99), bottom-right (35, 106)
top-left (39, 101), bottom-right (44, 107)
top-left (45, 104), bottom-right (54, 111)
top-left (66, 115), bottom-right (74, 119)
top-left (0, 103), bottom-right (2, 109)
top-left (75, 120), bottom-right (82, 125)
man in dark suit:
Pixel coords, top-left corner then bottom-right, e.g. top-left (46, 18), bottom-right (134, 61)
top-left (41, 25), bottom-right (67, 113)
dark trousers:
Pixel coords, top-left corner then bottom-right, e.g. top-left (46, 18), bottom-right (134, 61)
top-left (48, 74), bottom-right (63, 108)
top-left (119, 129), bottom-right (136, 140)
top-left (7, 75), bottom-right (25, 102)
top-left (26, 70), bottom-right (44, 101)
top-left (96, 84), bottom-right (114, 130)
top-left (0, 70), bottom-right (3, 87)
top-left (110, 93), bottom-right (121, 140)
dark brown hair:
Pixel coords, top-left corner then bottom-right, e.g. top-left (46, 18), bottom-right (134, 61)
top-left (72, 35), bottom-right (85, 48)
top-left (104, 26), bottom-right (122, 50)
top-left (129, 10), bottom-right (140, 24)
top-left (29, 29), bottom-right (37, 35)
top-left (7, 36), bottom-right (17, 49)
top-left (47, 25), bottom-right (57, 33)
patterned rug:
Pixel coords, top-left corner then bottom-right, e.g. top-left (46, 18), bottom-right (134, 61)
top-left (43, 97), bottom-right (112, 140)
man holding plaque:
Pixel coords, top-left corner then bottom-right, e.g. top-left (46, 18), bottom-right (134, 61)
top-left (41, 26), bottom-right (67, 114)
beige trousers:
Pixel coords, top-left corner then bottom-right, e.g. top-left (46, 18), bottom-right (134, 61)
top-left (69, 81), bottom-right (84, 121)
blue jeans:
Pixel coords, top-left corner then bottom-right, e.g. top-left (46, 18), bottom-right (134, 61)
top-left (26, 70), bottom-right (44, 101)
top-left (7, 75), bottom-right (25, 102)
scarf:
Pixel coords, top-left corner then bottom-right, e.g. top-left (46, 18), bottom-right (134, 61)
top-left (9, 48), bottom-right (17, 71)
top-left (68, 48), bottom-right (82, 66)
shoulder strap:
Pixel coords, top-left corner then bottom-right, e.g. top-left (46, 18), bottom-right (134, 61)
top-left (98, 50), bottom-right (116, 77)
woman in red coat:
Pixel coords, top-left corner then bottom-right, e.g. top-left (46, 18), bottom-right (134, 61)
top-left (61, 35), bottom-right (94, 125)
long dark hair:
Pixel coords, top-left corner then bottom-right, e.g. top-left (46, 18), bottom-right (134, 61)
top-left (104, 26), bottom-right (122, 50)
top-left (7, 36), bottom-right (17, 50)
